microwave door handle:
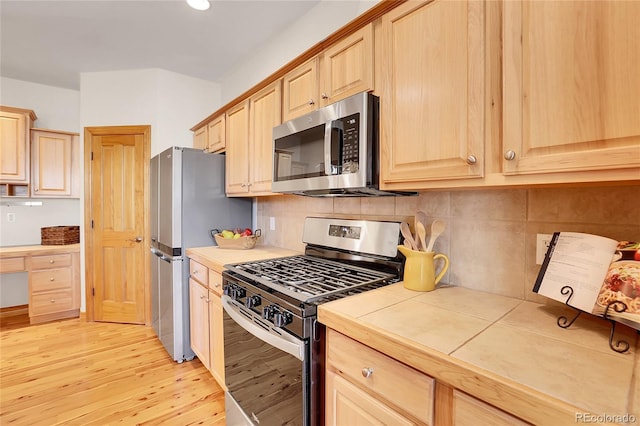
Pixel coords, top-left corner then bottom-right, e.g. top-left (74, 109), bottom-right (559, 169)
top-left (324, 120), bottom-right (344, 176)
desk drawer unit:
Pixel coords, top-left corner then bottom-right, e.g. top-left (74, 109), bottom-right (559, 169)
top-left (30, 290), bottom-right (74, 316)
top-left (0, 257), bottom-right (26, 273)
top-left (31, 254), bottom-right (72, 270)
top-left (31, 268), bottom-right (72, 292)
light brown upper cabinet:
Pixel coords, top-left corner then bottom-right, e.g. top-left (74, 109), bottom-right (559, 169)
top-left (31, 129), bottom-right (80, 198)
top-left (283, 23), bottom-right (374, 122)
top-left (193, 125), bottom-right (207, 151)
top-left (206, 115), bottom-right (225, 153)
top-left (225, 100), bottom-right (250, 195)
top-left (193, 114), bottom-right (225, 153)
top-left (379, 1), bottom-right (485, 189)
top-left (502, 0), bottom-right (640, 175)
top-left (248, 80), bottom-right (282, 195)
top-left (226, 80), bottom-right (282, 197)
top-left (0, 106), bottom-right (37, 195)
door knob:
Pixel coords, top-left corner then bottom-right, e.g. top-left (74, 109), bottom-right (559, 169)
top-left (129, 236), bottom-right (143, 243)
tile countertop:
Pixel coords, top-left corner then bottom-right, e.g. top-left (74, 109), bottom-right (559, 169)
top-left (185, 244), bottom-right (300, 274)
top-left (318, 283), bottom-right (640, 426)
top-left (0, 244), bottom-right (81, 257)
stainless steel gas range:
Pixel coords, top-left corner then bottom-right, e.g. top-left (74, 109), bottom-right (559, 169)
top-left (221, 217), bottom-right (404, 426)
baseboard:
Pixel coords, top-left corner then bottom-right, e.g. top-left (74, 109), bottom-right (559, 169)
top-left (0, 304), bottom-right (29, 318)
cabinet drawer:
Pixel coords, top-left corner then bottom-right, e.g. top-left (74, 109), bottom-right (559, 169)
top-left (453, 390), bottom-right (530, 426)
top-left (0, 257), bottom-right (26, 273)
top-left (31, 254), bottom-right (72, 270)
top-left (209, 269), bottom-right (223, 295)
top-left (30, 290), bottom-right (74, 316)
top-left (31, 268), bottom-right (72, 292)
top-left (327, 329), bottom-right (435, 425)
top-left (189, 259), bottom-right (209, 286)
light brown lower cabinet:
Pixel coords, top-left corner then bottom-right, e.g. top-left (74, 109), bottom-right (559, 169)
top-left (325, 329), bottom-right (530, 426)
top-left (188, 259), bottom-right (226, 389)
top-left (29, 251), bottom-right (80, 324)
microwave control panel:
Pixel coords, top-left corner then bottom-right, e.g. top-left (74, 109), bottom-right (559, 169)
top-left (341, 113), bottom-right (360, 173)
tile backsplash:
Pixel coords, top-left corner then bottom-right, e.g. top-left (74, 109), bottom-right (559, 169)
top-left (256, 184), bottom-right (640, 302)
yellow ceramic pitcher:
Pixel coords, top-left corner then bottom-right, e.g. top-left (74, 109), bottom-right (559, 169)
top-left (397, 245), bottom-right (450, 292)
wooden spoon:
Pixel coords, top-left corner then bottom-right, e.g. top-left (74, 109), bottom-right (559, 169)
top-left (425, 220), bottom-right (446, 253)
top-left (414, 210), bottom-right (428, 250)
top-left (416, 222), bottom-right (428, 253)
top-left (400, 222), bottom-right (418, 251)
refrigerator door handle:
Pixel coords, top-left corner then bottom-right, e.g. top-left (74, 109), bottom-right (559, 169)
top-left (150, 247), bottom-right (172, 263)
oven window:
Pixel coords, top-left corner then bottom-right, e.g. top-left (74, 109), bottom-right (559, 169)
top-left (274, 124), bottom-right (326, 182)
top-left (224, 309), bottom-right (309, 425)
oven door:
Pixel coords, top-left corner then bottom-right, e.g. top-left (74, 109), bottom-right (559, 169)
top-left (222, 295), bottom-right (310, 426)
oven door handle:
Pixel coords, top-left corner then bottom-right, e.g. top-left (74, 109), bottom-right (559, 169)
top-left (222, 295), bottom-right (305, 362)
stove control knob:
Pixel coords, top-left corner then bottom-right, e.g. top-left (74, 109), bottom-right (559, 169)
top-left (232, 287), bottom-right (246, 300)
top-left (273, 311), bottom-right (292, 328)
top-left (245, 295), bottom-right (261, 309)
top-left (262, 305), bottom-right (276, 320)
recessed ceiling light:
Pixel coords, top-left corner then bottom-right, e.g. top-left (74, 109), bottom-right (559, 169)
top-left (187, 0), bottom-right (210, 11)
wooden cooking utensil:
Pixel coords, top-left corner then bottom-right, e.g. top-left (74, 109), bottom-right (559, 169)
top-left (400, 222), bottom-right (418, 251)
top-left (416, 222), bottom-right (428, 253)
top-left (403, 239), bottom-right (413, 249)
top-left (425, 220), bottom-right (446, 253)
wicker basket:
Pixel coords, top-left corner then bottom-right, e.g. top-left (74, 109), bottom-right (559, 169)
top-left (212, 229), bottom-right (261, 250)
top-left (41, 226), bottom-right (80, 245)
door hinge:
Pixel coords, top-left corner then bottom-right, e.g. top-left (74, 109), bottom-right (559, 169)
top-left (91, 151), bottom-right (94, 160)
top-left (91, 220), bottom-right (94, 229)
top-left (92, 288), bottom-right (95, 296)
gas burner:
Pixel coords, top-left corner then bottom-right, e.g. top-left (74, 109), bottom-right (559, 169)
top-left (227, 255), bottom-right (396, 303)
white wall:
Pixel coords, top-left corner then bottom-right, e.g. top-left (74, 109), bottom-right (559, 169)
top-left (81, 68), bottom-right (221, 156)
top-left (0, 77), bottom-right (82, 307)
top-left (219, 0), bottom-right (380, 104)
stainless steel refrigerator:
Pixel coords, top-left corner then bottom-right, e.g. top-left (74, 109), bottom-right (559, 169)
top-left (150, 146), bottom-right (252, 362)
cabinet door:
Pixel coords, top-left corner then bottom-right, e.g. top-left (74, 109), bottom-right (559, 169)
top-left (193, 125), bottom-right (207, 150)
top-left (207, 114), bottom-right (225, 153)
top-left (209, 291), bottom-right (225, 389)
top-left (503, 0), bottom-right (640, 175)
top-left (326, 370), bottom-right (414, 426)
top-left (31, 130), bottom-right (77, 197)
top-left (283, 58), bottom-right (319, 122)
top-left (0, 110), bottom-right (29, 182)
top-left (249, 80), bottom-right (282, 195)
top-left (379, 0), bottom-right (485, 188)
top-left (225, 100), bottom-right (251, 195)
top-left (320, 23), bottom-right (374, 107)
top-left (189, 278), bottom-right (210, 369)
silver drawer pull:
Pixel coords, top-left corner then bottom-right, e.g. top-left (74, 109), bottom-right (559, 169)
top-left (361, 367), bottom-right (374, 378)
top-left (50, 277), bottom-right (55, 281)
top-left (49, 260), bottom-right (55, 264)
top-left (50, 299), bottom-right (55, 303)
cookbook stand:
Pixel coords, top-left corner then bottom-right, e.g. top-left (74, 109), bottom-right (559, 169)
top-left (556, 285), bottom-right (630, 354)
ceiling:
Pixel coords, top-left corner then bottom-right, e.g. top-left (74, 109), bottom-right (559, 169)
top-left (0, 0), bottom-right (321, 90)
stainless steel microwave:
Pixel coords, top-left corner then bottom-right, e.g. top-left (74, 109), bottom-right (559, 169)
top-left (272, 92), bottom-right (414, 197)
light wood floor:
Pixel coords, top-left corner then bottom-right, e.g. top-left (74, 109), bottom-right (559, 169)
top-left (0, 315), bottom-right (226, 425)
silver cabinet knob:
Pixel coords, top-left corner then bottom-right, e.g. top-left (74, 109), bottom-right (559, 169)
top-left (49, 260), bottom-right (55, 264)
top-left (504, 150), bottom-right (516, 161)
top-left (466, 155), bottom-right (477, 165)
top-left (308, 99), bottom-right (315, 106)
top-left (50, 277), bottom-right (55, 282)
top-left (361, 367), bottom-right (374, 378)
top-left (50, 299), bottom-right (55, 303)
top-left (321, 93), bottom-right (328, 99)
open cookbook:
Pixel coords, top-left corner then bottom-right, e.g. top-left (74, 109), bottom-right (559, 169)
top-left (533, 232), bottom-right (640, 331)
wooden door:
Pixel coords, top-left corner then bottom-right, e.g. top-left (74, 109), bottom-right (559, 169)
top-left (379, 0), bottom-right (485, 188)
top-left (320, 23), bottom-right (374, 107)
top-left (31, 129), bottom-right (78, 197)
top-left (249, 80), bottom-right (281, 195)
top-left (225, 100), bottom-right (250, 195)
top-left (0, 109), bottom-right (30, 182)
top-left (189, 278), bottom-right (210, 369)
top-left (282, 58), bottom-right (319, 121)
top-left (325, 370), bottom-right (414, 426)
top-left (503, 0), bottom-right (640, 175)
top-left (193, 125), bottom-right (207, 150)
top-left (207, 114), bottom-right (225, 153)
top-left (85, 125), bottom-right (150, 324)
